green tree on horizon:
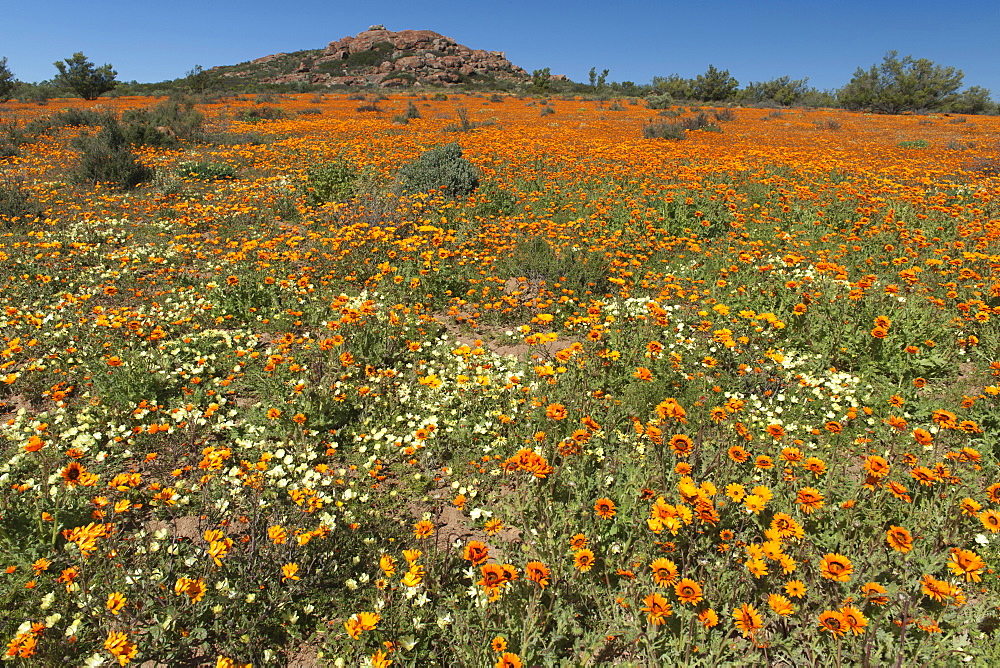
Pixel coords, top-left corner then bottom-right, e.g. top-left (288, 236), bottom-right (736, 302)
top-left (839, 51), bottom-right (964, 114)
top-left (53, 52), bottom-right (118, 100)
top-left (0, 57), bottom-right (16, 102)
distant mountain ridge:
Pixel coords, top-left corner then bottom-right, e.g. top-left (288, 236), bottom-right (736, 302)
top-left (211, 25), bottom-right (532, 88)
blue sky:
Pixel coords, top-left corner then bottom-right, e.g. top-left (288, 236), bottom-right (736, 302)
top-left (4, 0), bottom-right (999, 95)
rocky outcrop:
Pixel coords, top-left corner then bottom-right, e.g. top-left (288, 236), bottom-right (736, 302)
top-left (224, 27), bottom-right (531, 88)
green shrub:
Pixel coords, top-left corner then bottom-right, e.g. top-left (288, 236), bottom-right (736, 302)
top-left (391, 102), bottom-right (420, 125)
top-left (0, 175), bottom-right (42, 224)
top-left (540, 106), bottom-right (555, 116)
top-left (241, 106), bottom-right (286, 123)
top-left (898, 139), bottom-right (930, 149)
top-left (175, 161), bottom-right (236, 180)
top-left (72, 118), bottom-right (154, 189)
top-left (305, 161), bottom-right (360, 205)
top-left (646, 93), bottom-right (674, 109)
top-left (713, 107), bottom-right (735, 122)
top-left (643, 120), bottom-right (687, 140)
top-left (397, 142), bottom-right (480, 198)
top-left (122, 99), bottom-right (204, 141)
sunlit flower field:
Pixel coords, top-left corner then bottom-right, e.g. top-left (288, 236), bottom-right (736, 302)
top-left (1, 92), bottom-right (999, 667)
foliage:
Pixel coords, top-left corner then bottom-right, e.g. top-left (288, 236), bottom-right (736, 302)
top-left (531, 67), bottom-right (551, 92)
top-left (646, 93), bottom-right (674, 110)
top-left (186, 65), bottom-right (210, 94)
top-left (692, 64), bottom-right (739, 102)
top-left (305, 160), bottom-right (361, 204)
top-left (839, 51), bottom-right (965, 114)
top-left (240, 106), bottom-right (286, 123)
top-left (71, 118), bottom-right (154, 188)
top-left (643, 119), bottom-right (687, 140)
top-left (651, 74), bottom-right (693, 101)
top-left (588, 67), bottom-right (609, 91)
top-left (175, 161), bottom-right (236, 180)
top-left (0, 57), bottom-right (16, 103)
top-left (951, 86), bottom-right (997, 115)
top-left (0, 175), bottom-right (42, 224)
top-left (53, 52), bottom-right (118, 100)
top-left (122, 99), bottom-right (205, 142)
top-left (742, 76), bottom-right (811, 106)
top-left (397, 142), bottom-right (481, 197)
top-left (3, 95), bottom-right (1000, 667)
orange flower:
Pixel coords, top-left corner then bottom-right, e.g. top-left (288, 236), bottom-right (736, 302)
top-left (495, 652), bottom-right (522, 668)
top-left (841, 605), bottom-right (868, 635)
top-left (650, 557), bottom-right (678, 586)
top-left (732, 603), bottom-right (763, 638)
top-left (545, 403), bottom-right (567, 420)
top-left (573, 548), bottom-right (595, 572)
top-left (414, 520), bottom-right (434, 539)
top-left (765, 424), bottom-right (785, 440)
top-left (641, 592), bottom-right (672, 625)
top-left (947, 548), bottom-right (985, 582)
top-left (594, 497), bottom-right (617, 519)
top-left (525, 561), bottom-right (550, 588)
top-left (795, 487), bottom-right (824, 514)
top-left (980, 509), bottom-right (1000, 533)
top-left (886, 525), bottom-right (913, 553)
top-left (281, 563), bottom-right (300, 582)
top-left (768, 593), bottom-right (795, 616)
top-left (674, 578), bottom-right (703, 605)
top-left (104, 630), bottom-right (138, 666)
top-left (819, 553), bottom-right (853, 582)
top-left (463, 540), bottom-right (489, 565)
top-left (818, 610), bottom-right (848, 636)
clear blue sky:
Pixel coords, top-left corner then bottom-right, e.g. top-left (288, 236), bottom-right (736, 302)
top-left (4, 0), bottom-right (999, 94)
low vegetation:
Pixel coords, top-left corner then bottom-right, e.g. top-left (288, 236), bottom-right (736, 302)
top-left (0, 91), bottom-right (999, 667)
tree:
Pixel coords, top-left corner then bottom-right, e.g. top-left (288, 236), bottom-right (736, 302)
top-left (692, 65), bottom-right (739, 102)
top-left (185, 65), bottom-right (210, 94)
top-left (839, 51), bottom-right (964, 114)
top-left (0, 57), bottom-right (16, 103)
top-left (741, 76), bottom-right (810, 106)
top-left (53, 52), bottom-right (118, 100)
top-left (588, 67), bottom-right (609, 91)
top-left (531, 67), bottom-right (551, 92)
top-left (651, 74), bottom-right (693, 101)
top-left (951, 86), bottom-right (996, 115)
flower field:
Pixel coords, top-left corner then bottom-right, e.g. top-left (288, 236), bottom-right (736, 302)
top-left (2, 93), bottom-right (1000, 666)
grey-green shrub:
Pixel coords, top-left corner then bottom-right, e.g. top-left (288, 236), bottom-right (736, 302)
top-left (397, 142), bottom-right (480, 198)
top-left (72, 118), bottom-right (154, 189)
top-left (306, 161), bottom-right (360, 205)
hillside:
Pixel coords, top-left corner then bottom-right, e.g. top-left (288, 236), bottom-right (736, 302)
top-left (210, 25), bottom-right (531, 88)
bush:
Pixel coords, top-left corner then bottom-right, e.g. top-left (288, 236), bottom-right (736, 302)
top-left (397, 142), bottom-right (480, 198)
top-left (392, 102), bottom-right (421, 125)
top-left (175, 161), bottom-right (236, 180)
top-left (0, 57), bottom-right (15, 103)
top-left (643, 120), bottom-right (687, 140)
top-left (713, 107), bottom-right (736, 122)
top-left (897, 139), bottom-right (930, 149)
top-left (444, 107), bottom-right (493, 132)
top-left (0, 175), bottom-right (42, 224)
top-left (53, 52), bottom-right (118, 100)
top-left (72, 118), bottom-right (154, 189)
top-left (122, 99), bottom-right (204, 142)
top-left (305, 161), bottom-right (361, 205)
top-left (240, 106), bottom-right (286, 123)
top-left (839, 51), bottom-right (965, 114)
top-left (646, 93), bottom-right (674, 110)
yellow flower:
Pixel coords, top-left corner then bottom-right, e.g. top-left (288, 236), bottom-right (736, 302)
top-left (281, 563), bottom-right (300, 582)
top-left (106, 591), bottom-right (127, 615)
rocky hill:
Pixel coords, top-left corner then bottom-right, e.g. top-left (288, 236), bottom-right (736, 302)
top-left (212, 26), bottom-right (531, 88)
